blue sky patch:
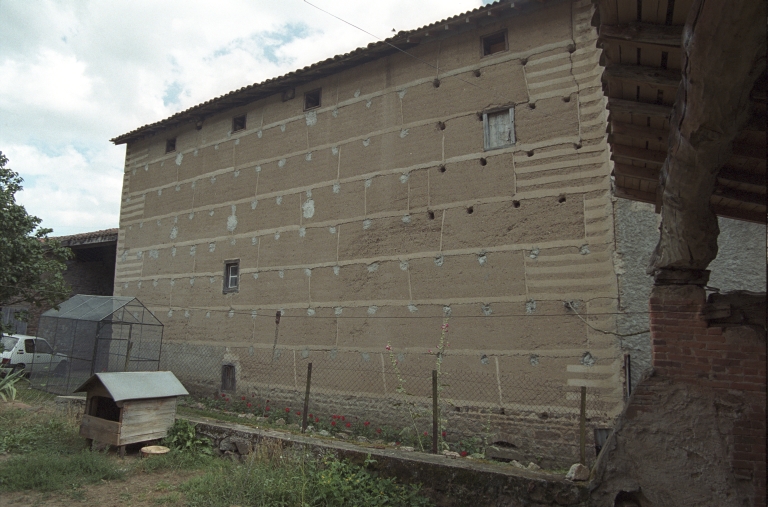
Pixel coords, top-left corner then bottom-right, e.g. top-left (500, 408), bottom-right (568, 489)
top-left (210, 22), bottom-right (312, 65)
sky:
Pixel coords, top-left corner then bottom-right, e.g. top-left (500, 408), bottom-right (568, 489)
top-left (0, 0), bottom-right (490, 237)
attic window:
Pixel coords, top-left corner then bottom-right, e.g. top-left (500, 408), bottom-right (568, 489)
top-left (483, 107), bottom-right (515, 150)
top-left (165, 138), bottom-right (176, 153)
top-left (232, 115), bottom-right (246, 132)
top-left (304, 88), bottom-right (321, 110)
top-left (223, 260), bottom-right (239, 293)
top-left (482, 30), bottom-right (507, 56)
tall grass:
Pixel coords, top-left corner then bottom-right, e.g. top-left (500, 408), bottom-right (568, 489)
top-left (0, 450), bottom-right (124, 492)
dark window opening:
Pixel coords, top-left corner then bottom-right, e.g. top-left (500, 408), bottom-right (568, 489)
top-left (91, 396), bottom-right (121, 422)
top-left (482, 31), bottom-right (507, 56)
top-left (232, 115), bottom-right (246, 132)
top-left (282, 88), bottom-right (296, 102)
top-left (221, 364), bottom-right (236, 392)
top-left (223, 260), bottom-right (239, 293)
top-left (304, 88), bottom-right (321, 110)
top-left (165, 138), bottom-right (176, 153)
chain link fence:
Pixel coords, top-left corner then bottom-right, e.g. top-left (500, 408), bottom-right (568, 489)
top-left (163, 341), bottom-right (617, 469)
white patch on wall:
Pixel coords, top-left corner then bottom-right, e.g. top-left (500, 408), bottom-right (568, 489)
top-left (354, 89), bottom-right (360, 97)
top-left (123, 282), bottom-right (128, 289)
top-left (329, 226), bottom-right (336, 234)
top-left (175, 185), bottom-right (180, 192)
top-left (139, 222), bottom-right (143, 228)
top-left (234, 138), bottom-right (240, 145)
top-left (443, 305), bottom-right (452, 316)
top-left (252, 273), bottom-right (258, 280)
top-left (331, 146), bottom-right (339, 155)
top-left (530, 354), bottom-right (539, 366)
top-left (257, 130), bottom-right (262, 138)
top-left (367, 305), bottom-right (378, 315)
top-left (305, 152), bottom-right (312, 161)
top-left (121, 251), bottom-right (127, 262)
top-left (408, 304), bottom-right (418, 313)
top-left (362, 138), bottom-right (370, 147)
top-left (251, 310), bottom-right (258, 319)
top-left (299, 227), bottom-right (306, 237)
top-left (580, 245), bottom-right (590, 255)
top-left (364, 179), bottom-right (372, 189)
top-left (367, 263), bottom-right (379, 273)
top-left (205, 311), bottom-right (211, 318)
top-left (144, 164), bottom-right (148, 171)
top-left (278, 270), bottom-right (284, 279)
top-left (529, 248), bottom-right (540, 259)
top-left (214, 144), bottom-right (219, 150)
top-left (402, 215), bottom-right (411, 224)
top-left (230, 238), bottom-right (236, 246)
top-left (332, 109), bottom-right (338, 118)
top-left (191, 180), bottom-right (196, 189)
top-left (304, 268), bottom-right (311, 277)
top-left (251, 237), bottom-right (258, 246)
top-left (137, 281), bottom-right (142, 289)
top-left (132, 168), bottom-right (136, 175)
top-left (149, 249), bottom-right (159, 259)
top-left (307, 308), bottom-right (315, 316)
top-left (434, 255), bottom-right (444, 267)
top-left (173, 216), bottom-right (178, 223)
top-left (157, 189), bottom-right (162, 196)
top-left (189, 277), bottom-right (194, 286)
top-left (399, 260), bottom-right (408, 271)
top-left (185, 310), bottom-right (191, 318)
top-left (175, 153), bottom-right (183, 166)
top-left (334, 307), bottom-right (343, 316)
top-left (276, 196), bottom-right (283, 205)
top-left (251, 200), bottom-right (258, 210)
top-left (280, 124), bottom-right (286, 132)
top-left (526, 299), bottom-right (536, 314)
top-left (209, 242), bottom-right (216, 252)
top-left (136, 251), bottom-right (143, 260)
top-left (365, 99), bottom-right (372, 108)
top-left (209, 277), bottom-right (215, 284)
top-left (168, 310), bottom-right (173, 317)
top-left (278, 159), bottom-right (286, 168)
top-left (399, 173), bottom-right (410, 183)
top-left (170, 279), bottom-right (175, 286)
top-left (234, 170), bottom-right (240, 177)
top-left (301, 348), bottom-right (309, 358)
top-left (170, 226), bottom-right (178, 239)
top-left (228, 310), bottom-right (235, 318)
top-left (255, 165), bottom-right (261, 172)
top-left (153, 279), bottom-right (158, 287)
top-left (481, 304), bottom-right (492, 316)
top-left (480, 354), bottom-right (490, 365)
top-left (478, 252), bottom-right (487, 266)
top-left (210, 176), bottom-right (216, 184)
top-left (333, 266), bottom-right (340, 275)
top-left (581, 352), bottom-right (596, 367)
top-left (305, 111), bottom-right (317, 126)
top-left (302, 199), bottom-right (315, 218)
top-left (190, 245), bottom-right (196, 256)
top-left (400, 129), bottom-right (409, 138)
top-left (363, 219), bottom-right (372, 230)
top-left (274, 232), bottom-right (280, 240)
top-left (193, 149), bottom-right (198, 156)
top-left (333, 183), bottom-right (341, 194)
top-left (156, 220), bottom-right (162, 227)
top-left (227, 206), bottom-right (238, 232)
top-left (171, 247), bottom-right (176, 257)
top-left (398, 89), bottom-right (407, 99)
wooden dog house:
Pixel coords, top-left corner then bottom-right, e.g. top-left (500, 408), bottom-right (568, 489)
top-left (75, 371), bottom-right (188, 455)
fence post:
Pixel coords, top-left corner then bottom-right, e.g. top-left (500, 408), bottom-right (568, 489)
top-left (580, 385), bottom-right (586, 465)
top-left (302, 362), bottom-right (312, 433)
top-left (432, 369), bottom-right (438, 454)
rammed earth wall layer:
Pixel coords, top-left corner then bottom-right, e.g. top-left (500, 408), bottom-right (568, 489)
top-left (116, 0), bottom-right (624, 451)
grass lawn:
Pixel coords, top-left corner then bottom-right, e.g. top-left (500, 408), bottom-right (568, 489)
top-left (0, 380), bottom-right (433, 506)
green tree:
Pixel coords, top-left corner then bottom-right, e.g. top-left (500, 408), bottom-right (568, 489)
top-left (0, 151), bottom-right (71, 333)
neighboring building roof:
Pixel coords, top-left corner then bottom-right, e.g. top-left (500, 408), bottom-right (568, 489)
top-left (75, 371), bottom-right (189, 402)
top-left (112, 0), bottom-right (549, 145)
top-left (41, 294), bottom-right (162, 325)
top-left (55, 228), bottom-right (118, 247)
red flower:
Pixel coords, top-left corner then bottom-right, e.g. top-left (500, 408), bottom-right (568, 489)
top-left (442, 431), bottom-right (446, 437)
top-left (241, 396), bottom-right (246, 401)
top-left (460, 451), bottom-right (468, 457)
top-left (265, 406), bottom-right (271, 411)
top-left (345, 422), bottom-right (351, 428)
top-left (315, 417), bottom-right (319, 423)
top-left (308, 413), bottom-right (313, 418)
top-left (364, 421), bottom-right (370, 427)
top-left (296, 411), bottom-right (301, 416)
top-left (423, 431), bottom-right (428, 436)
top-left (331, 421), bottom-right (337, 426)
top-left (341, 416), bottom-right (345, 421)
top-left (226, 398), bottom-right (231, 402)
top-left (376, 428), bottom-right (382, 434)
top-left (285, 407), bottom-right (290, 413)
top-left (220, 393), bottom-right (226, 398)
top-left (247, 403), bottom-right (252, 408)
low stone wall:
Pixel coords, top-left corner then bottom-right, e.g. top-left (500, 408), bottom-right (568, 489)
top-left (188, 415), bottom-right (590, 507)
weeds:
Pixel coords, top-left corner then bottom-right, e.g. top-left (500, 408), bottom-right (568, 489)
top-left (0, 450), bottom-right (124, 492)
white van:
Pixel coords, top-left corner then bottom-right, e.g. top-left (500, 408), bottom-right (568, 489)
top-left (0, 334), bottom-right (68, 376)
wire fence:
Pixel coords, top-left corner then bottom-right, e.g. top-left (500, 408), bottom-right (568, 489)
top-left (164, 343), bottom-right (617, 468)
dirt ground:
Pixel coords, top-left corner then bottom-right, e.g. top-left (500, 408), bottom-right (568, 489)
top-left (1, 453), bottom-right (201, 507)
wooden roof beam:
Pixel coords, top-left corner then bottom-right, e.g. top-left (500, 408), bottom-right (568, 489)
top-left (603, 64), bottom-right (681, 90)
top-left (607, 98), bottom-right (672, 119)
top-left (599, 23), bottom-right (683, 49)
top-left (610, 120), bottom-right (669, 143)
top-left (610, 142), bottom-right (668, 165)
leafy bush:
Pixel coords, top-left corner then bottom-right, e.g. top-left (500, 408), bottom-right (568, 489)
top-left (0, 369), bottom-right (23, 402)
top-left (163, 419), bottom-right (212, 455)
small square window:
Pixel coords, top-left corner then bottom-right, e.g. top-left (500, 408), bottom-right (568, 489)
top-left (482, 30), bottom-right (507, 56)
top-left (483, 108), bottom-right (515, 150)
top-left (223, 260), bottom-right (239, 293)
top-left (165, 138), bottom-right (176, 153)
top-left (232, 115), bottom-right (246, 132)
top-left (282, 88), bottom-right (296, 102)
top-left (304, 88), bottom-right (321, 110)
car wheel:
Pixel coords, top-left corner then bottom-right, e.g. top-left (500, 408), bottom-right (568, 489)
top-left (53, 361), bottom-right (68, 377)
top-left (11, 364), bottom-right (26, 377)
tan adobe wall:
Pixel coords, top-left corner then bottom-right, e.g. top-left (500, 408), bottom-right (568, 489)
top-left (114, 0), bottom-right (622, 466)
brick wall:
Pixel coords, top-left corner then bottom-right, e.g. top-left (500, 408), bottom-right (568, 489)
top-left (649, 284), bottom-right (766, 506)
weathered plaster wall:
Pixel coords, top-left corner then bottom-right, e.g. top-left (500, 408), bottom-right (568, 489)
top-left (613, 199), bottom-right (767, 391)
top-left (114, 0), bottom-right (622, 461)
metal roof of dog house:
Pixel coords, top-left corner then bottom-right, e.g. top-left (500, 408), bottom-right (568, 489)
top-left (75, 371), bottom-right (188, 402)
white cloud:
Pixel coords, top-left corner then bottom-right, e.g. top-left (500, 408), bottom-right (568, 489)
top-left (0, 0), bottom-right (482, 236)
